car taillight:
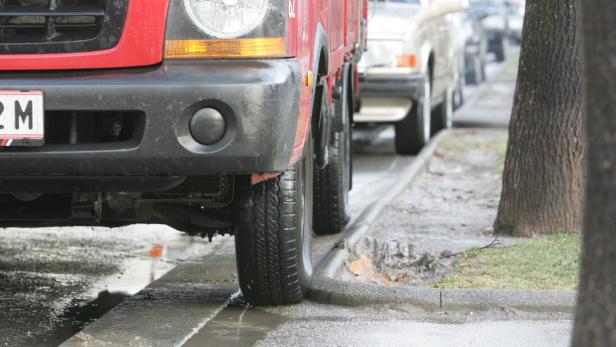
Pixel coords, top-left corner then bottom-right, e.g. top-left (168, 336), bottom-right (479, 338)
top-left (396, 54), bottom-right (417, 68)
top-left (164, 0), bottom-right (290, 59)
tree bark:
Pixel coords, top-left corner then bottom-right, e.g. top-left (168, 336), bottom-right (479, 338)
top-left (494, 0), bottom-right (584, 237)
top-left (572, 1), bottom-right (616, 345)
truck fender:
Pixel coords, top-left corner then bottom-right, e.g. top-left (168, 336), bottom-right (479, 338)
top-left (333, 63), bottom-right (351, 132)
top-left (311, 24), bottom-right (330, 88)
top-left (314, 81), bottom-right (332, 169)
top-left (311, 24), bottom-right (331, 169)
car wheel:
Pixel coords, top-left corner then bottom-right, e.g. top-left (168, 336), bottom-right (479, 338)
top-left (395, 76), bottom-right (431, 156)
top-left (495, 36), bottom-right (508, 62)
top-left (235, 133), bottom-right (314, 306)
top-left (454, 66), bottom-right (465, 110)
top-left (431, 86), bottom-right (453, 135)
top-left (314, 82), bottom-right (351, 235)
top-left (466, 55), bottom-right (483, 85)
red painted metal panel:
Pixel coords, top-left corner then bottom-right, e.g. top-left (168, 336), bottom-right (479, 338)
top-left (0, 0), bottom-right (364, 169)
top-left (289, 0), bottom-right (366, 165)
top-left (0, 0), bottom-right (169, 71)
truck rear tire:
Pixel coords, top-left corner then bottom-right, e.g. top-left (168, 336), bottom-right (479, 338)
top-left (395, 77), bottom-right (431, 155)
top-left (235, 135), bottom-right (314, 306)
top-left (314, 81), bottom-right (351, 235)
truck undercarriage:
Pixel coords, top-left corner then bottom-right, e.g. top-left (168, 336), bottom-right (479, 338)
top-left (0, 175), bottom-right (237, 239)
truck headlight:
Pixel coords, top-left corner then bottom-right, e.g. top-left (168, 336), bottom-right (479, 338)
top-left (165, 0), bottom-right (289, 59)
top-left (184, 0), bottom-right (269, 39)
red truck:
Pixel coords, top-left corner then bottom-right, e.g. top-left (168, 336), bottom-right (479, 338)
top-left (0, 0), bottom-right (366, 305)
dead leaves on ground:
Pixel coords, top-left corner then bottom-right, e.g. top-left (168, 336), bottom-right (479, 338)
top-left (347, 255), bottom-right (410, 286)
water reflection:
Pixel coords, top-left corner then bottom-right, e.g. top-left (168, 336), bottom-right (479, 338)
top-left (83, 235), bottom-right (216, 299)
top-left (23, 291), bottom-right (129, 347)
top-left (183, 304), bottom-right (286, 347)
top-left (20, 232), bottom-right (225, 347)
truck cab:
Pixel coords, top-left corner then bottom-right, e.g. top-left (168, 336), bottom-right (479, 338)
top-left (0, 0), bottom-right (366, 306)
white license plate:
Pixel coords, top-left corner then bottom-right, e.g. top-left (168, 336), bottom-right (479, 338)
top-left (0, 90), bottom-right (44, 146)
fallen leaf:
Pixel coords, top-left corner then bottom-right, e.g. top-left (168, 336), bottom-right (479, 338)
top-left (349, 255), bottom-right (394, 286)
top-left (349, 255), bottom-right (373, 277)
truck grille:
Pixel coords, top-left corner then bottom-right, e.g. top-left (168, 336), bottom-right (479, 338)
top-left (0, 0), bottom-right (128, 54)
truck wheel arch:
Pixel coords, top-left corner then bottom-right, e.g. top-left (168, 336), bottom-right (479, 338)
top-left (310, 24), bottom-right (331, 167)
top-left (310, 24), bottom-right (330, 131)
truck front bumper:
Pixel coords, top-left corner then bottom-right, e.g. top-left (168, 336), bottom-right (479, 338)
top-left (0, 60), bottom-right (301, 179)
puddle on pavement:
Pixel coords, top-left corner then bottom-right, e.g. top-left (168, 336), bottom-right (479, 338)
top-left (76, 235), bottom-right (215, 298)
top-left (22, 291), bottom-right (129, 347)
top-left (14, 233), bottom-right (220, 347)
top-left (183, 298), bottom-right (287, 347)
top-left (183, 308), bottom-right (285, 347)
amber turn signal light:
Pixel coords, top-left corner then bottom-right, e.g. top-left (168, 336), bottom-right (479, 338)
top-left (164, 38), bottom-right (287, 59)
top-left (396, 54), bottom-right (417, 68)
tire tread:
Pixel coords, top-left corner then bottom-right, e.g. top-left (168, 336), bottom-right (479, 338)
top-left (314, 132), bottom-right (350, 234)
top-left (235, 165), bottom-right (305, 306)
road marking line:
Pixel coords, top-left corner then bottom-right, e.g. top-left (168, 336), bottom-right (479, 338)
top-left (174, 290), bottom-right (242, 347)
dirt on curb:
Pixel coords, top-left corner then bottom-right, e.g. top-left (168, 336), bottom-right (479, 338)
top-left (342, 129), bottom-right (523, 287)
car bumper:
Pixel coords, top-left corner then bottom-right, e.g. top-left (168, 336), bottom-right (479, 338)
top-left (355, 72), bottom-right (424, 123)
top-left (359, 72), bottom-right (426, 99)
top-left (0, 60), bottom-right (302, 177)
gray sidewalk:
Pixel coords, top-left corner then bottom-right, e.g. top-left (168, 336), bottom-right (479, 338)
top-left (338, 53), bottom-right (523, 289)
top-left (349, 129), bottom-right (513, 278)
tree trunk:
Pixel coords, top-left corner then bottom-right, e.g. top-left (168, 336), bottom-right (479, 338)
top-left (494, 0), bottom-right (584, 237)
top-left (572, 1), bottom-right (616, 345)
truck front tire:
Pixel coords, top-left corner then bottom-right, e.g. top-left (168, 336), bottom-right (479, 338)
top-left (235, 135), bottom-right (314, 306)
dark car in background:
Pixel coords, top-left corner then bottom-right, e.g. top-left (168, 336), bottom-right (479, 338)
top-left (458, 10), bottom-right (488, 85)
top-left (469, 0), bottom-right (510, 62)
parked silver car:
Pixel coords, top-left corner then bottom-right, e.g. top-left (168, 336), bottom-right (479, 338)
top-left (355, 0), bottom-right (466, 155)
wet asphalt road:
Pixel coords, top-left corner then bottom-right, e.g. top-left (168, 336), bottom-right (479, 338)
top-left (0, 226), bottom-right (218, 346)
top-left (0, 53), bottom-right (571, 347)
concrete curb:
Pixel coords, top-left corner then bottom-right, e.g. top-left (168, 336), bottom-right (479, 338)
top-left (308, 130), bottom-right (577, 314)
